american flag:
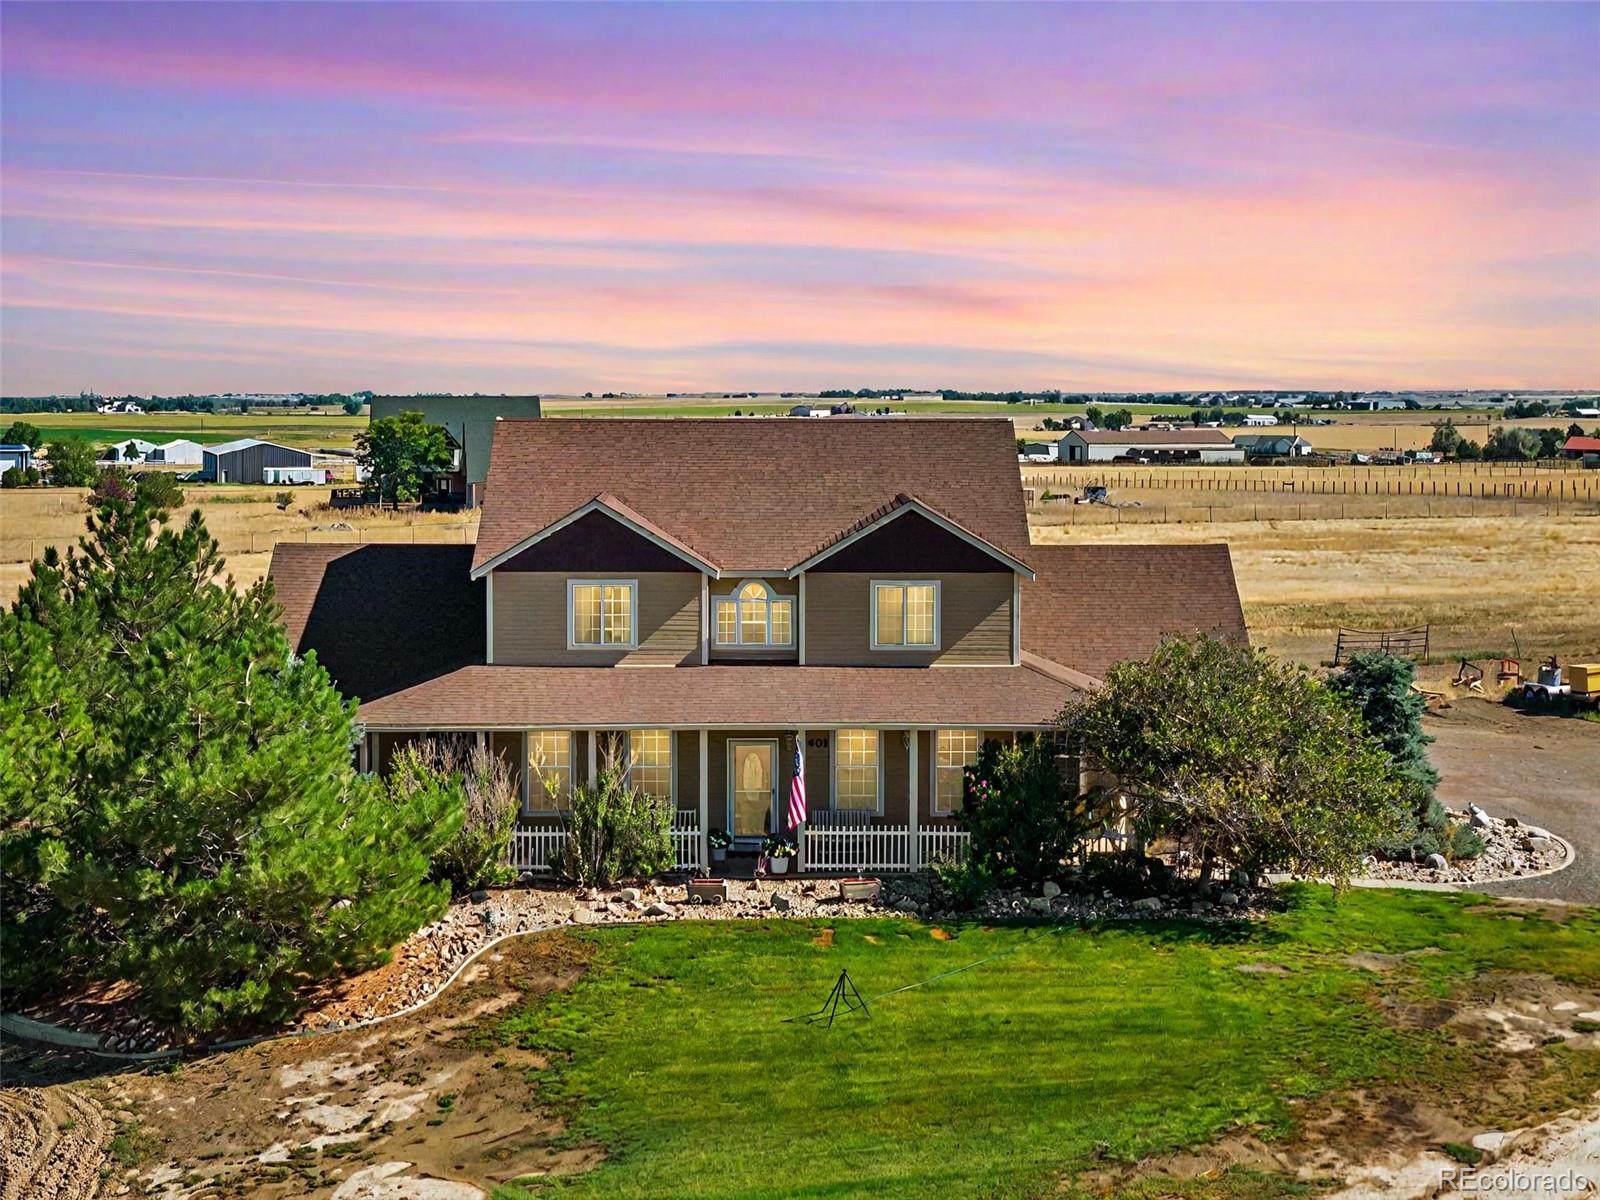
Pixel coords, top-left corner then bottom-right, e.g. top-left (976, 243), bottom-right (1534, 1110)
top-left (787, 738), bottom-right (808, 831)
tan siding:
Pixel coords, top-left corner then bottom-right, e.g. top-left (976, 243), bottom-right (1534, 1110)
top-left (491, 571), bottom-right (700, 666)
top-left (802, 572), bottom-right (1014, 667)
top-left (675, 730), bottom-right (700, 816)
top-left (882, 731), bottom-right (909, 822)
top-left (490, 732), bottom-right (525, 806)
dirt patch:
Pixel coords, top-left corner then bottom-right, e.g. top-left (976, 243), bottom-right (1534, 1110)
top-left (3, 936), bottom-right (600, 1198)
top-left (0, 1086), bottom-right (113, 1200)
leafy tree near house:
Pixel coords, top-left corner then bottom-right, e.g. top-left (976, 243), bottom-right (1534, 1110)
top-left (44, 436), bottom-right (98, 486)
top-left (341, 396), bottom-right (364, 416)
top-left (1058, 636), bottom-right (1407, 885)
top-left (356, 410), bottom-right (454, 503)
top-left (1329, 653), bottom-right (1481, 861)
top-left (3, 420), bottom-right (43, 449)
top-left (0, 487), bottom-right (458, 1033)
top-left (1567, 422), bottom-right (1586, 440)
top-left (1482, 426), bottom-right (1540, 461)
top-left (2, 466), bottom-right (41, 488)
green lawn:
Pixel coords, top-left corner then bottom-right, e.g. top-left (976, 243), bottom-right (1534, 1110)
top-left (491, 887), bottom-right (1600, 1200)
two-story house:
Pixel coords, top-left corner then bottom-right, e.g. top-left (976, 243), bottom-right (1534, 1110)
top-left (269, 418), bottom-right (1246, 874)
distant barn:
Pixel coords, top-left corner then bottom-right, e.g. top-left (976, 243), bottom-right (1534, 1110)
top-left (201, 438), bottom-right (312, 484)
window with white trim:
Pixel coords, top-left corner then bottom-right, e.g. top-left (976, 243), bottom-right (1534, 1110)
top-left (872, 581), bottom-right (938, 649)
top-left (934, 729), bottom-right (980, 815)
top-left (713, 580), bottom-right (794, 647)
top-left (526, 730), bottom-right (573, 812)
top-left (569, 580), bottom-right (635, 647)
top-left (833, 729), bottom-right (880, 812)
top-left (627, 729), bottom-right (673, 802)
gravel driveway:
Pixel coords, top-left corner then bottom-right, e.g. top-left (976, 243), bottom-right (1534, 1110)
top-left (1425, 697), bottom-right (1600, 905)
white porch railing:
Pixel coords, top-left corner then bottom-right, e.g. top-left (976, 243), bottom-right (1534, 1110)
top-left (918, 827), bottom-right (971, 865)
top-left (509, 826), bottom-right (569, 873)
top-left (803, 825), bottom-right (913, 872)
top-left (510, 810), bottom-right (703, 874)
top-left (671, 810), bottom-right (703, 871)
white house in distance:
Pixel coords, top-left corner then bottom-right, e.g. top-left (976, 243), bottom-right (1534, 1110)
top-left (1057, 428), bottom-right (1245, 464)
top-left (1233, 433), bottom-right (1315, 459)
top-left (103, 438), bottom-right (159, 463)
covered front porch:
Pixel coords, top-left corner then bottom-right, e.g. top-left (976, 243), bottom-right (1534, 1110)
top-left (361, 725), bottom-right (1022, 875)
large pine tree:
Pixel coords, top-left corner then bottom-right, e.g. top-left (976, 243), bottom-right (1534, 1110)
top-left (0, 484), bottom-right (459, 1033)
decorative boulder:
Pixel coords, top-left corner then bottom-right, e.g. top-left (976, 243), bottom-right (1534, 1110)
top-left (1132, 896), bottom-right (1163, 912)
top-left (1424, 853), bottom-right (1449, 871)
top-left (1041, 881), bottom-right (1062, 900)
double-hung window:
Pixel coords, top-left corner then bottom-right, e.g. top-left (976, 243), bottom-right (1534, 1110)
top-left (934, 729), bottom-right (980, 815)
top-left (833, 729), bottom-right (881, 813)
top-left (569, 580), bottom-right (636, 648)
top-left (713, 580), bottom-right (794, 647)
top-left (871, 581), bottom-right (939, 649)
top-left (526, 731), bottom-right (573, 812)
top-left (627, 729), bottom-right (674, 802)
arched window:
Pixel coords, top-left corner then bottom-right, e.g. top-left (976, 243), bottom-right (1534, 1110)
top-left (714, 580), bottom-right (794, 647)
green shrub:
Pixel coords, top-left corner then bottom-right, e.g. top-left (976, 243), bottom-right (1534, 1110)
top-left (928, 854), bottom-right (995, 910)
top-left (958, 737), bottom-right (1116, 890)
top-left (560, 762), bottom-right (673, 886)
top-left (1, 465), bottom-right (39, 488)
top-left (135, 471), bottom-right (185, 511)
top-left (390, 739), bottom-right (519, 896)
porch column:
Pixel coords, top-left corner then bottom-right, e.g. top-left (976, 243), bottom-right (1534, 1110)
top-left (908, 729), bottom-right (920, 868)
top-left (475, 730), bottom-right (486, 755)
top-left (587, 728), bottom-right (598, 784)
top-left (698, 729), bottom-right (710, 869)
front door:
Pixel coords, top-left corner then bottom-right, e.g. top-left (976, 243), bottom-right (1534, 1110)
top-left (728, 739), bottom-right (777, 844)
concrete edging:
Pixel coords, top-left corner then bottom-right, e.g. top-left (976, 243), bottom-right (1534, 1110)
top-left (1269, 830), bottom-right (1577, 898)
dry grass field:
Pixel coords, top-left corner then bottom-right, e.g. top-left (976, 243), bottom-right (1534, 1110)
top-left (1033, 513), bottom-right (1600, 665)
top-left (0, 486), bottom-right (476, 600)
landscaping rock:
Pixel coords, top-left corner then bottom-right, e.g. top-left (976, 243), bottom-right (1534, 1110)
top-left (1468, 805), bottom-right (1492, 829)
top-left (1041, 881), bottom-right (1062, 900)
top-left (1219, 891), bottom-right (1240, 907)
top-left (619, 887), bottom-right (642, 903)
top-left (1228, 869), bottom-right (1250, 887)
top-left (771, 893), bottom-right (793, 912)
top-left (1424, 853), bottom-right (1449, 871)
top-left (1027, 896), bottom-right (1051, 912)
top-left (645, 901), bottom-right (673, 918)
top-left (1528, 836), bottom-right (1558, 855)
top-left (1132, 897), bottom-right (1163, 912)
top-left (515, 871), bottom-right (538, 887)
top-left (469, 890), bottom-right (489, 904)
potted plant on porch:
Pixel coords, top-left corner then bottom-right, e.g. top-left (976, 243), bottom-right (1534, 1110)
top-left (763, 834), bottom-right (798, 875)
top-left (708, 828), bottom-right (733, 863)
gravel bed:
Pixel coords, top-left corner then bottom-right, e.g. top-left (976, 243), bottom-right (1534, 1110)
top-left (1359, 808), bottom-right (1568, 886)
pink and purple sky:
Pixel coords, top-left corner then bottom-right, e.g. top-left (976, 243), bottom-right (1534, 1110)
top-left (2, 2), bottom-right (1597, 395)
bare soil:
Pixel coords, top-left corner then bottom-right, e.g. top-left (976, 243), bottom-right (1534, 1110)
top-left (1, 935), bottom-right (599, 1199)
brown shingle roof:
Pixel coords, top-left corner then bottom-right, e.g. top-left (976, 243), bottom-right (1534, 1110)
top-left (269, 543), bottom-right (484, 702)
top-left (473, 418), bottom-right (1029, 574)
top-left (1022, 543), bottom-right (1247, 679)
top-left (1069, 429), bottom-right (1235, 445)
top-left (355, 661), bottom-right (1084, 731)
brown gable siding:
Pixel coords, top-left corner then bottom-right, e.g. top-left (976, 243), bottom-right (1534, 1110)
top-left (804, 572), bottom-right (1013, 667)
top-left (474, 418), bottom-right (1029, 574)
top-left (491, 571), bottom-right (700, 667)
top-left (807, 510), bottom-right (1015, 573)
top-left (498, 509), bottom-right (700, 573)
top-left (1022, 543), bottom-right (1247, 679)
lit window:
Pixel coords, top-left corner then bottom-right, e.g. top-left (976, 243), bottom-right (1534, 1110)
top-left (712, 580), bottom-right (794, 647)
top-left (833, 729), bottom-right (880, 812)
top-left (526, 731), bottom-right (572, 812)
top-left (570, 580), bottom-right (635, 647)
top-left (872, 582), bottom-right (939, 649)
top-left (934, 730), bottom-right (980, 815)
top-left (628, 729), bottom-right (673, 802)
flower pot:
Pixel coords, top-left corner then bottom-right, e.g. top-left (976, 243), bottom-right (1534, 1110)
top-left (769, 857), bottom-right (791, 875)
top-left (711, 846), bottom-right (727, 862)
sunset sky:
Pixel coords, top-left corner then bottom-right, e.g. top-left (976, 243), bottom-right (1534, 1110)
top-left (2, 2), bottom-right (1597, 396)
